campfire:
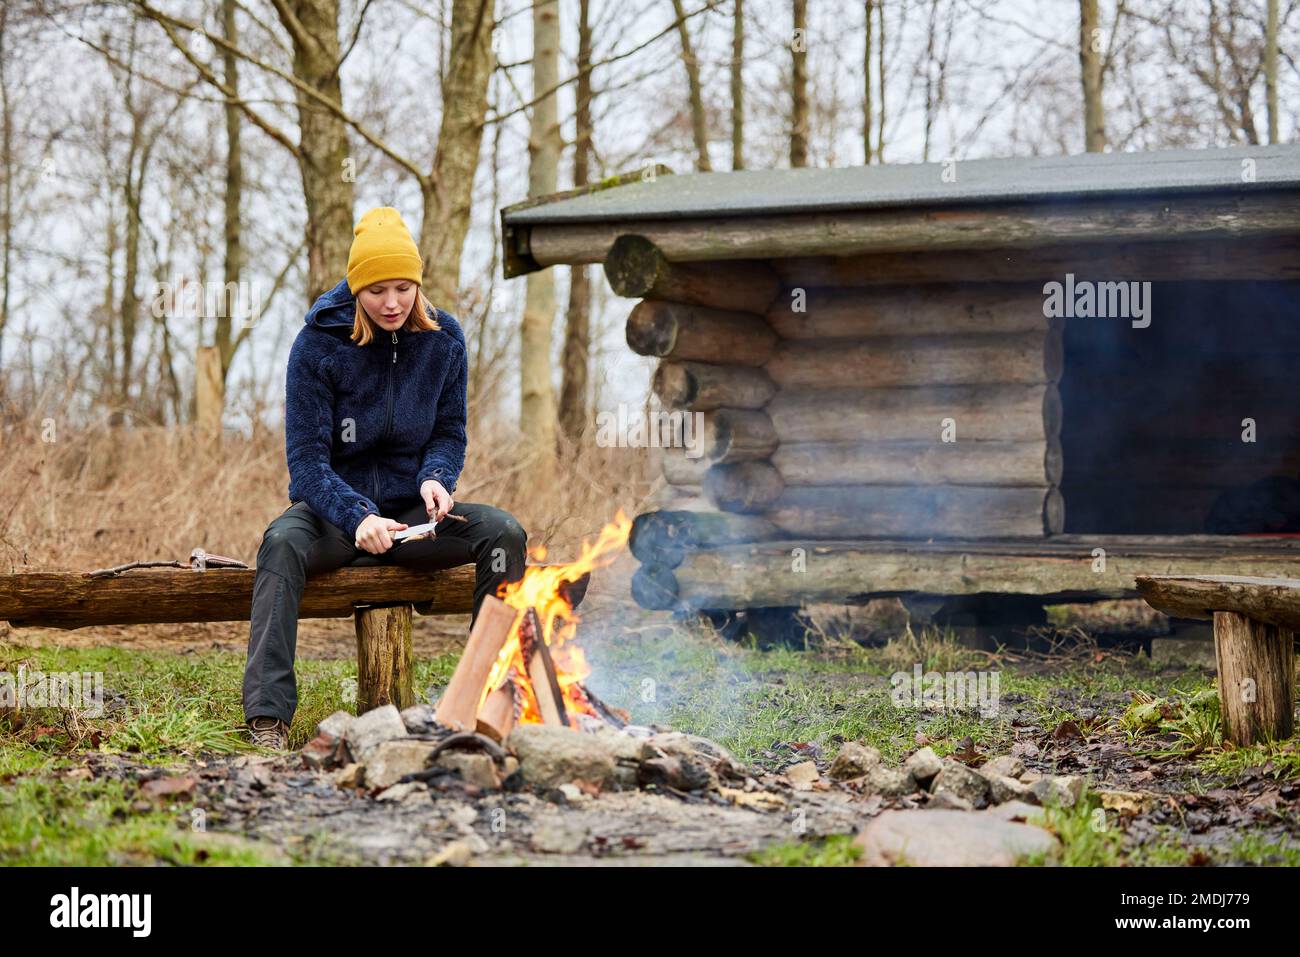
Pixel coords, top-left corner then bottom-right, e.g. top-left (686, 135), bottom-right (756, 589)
top-left (433, 513), bottom-right (633, 741)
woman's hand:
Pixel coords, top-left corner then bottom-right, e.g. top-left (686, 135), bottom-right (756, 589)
top-left (420, 479), bottom-right (454, 522)
top-left (354, 514), bottom-right (409, 554)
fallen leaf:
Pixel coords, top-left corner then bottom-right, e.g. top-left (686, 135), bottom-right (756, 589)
top-left (1247, 791), bottom-right (1281, 814)
top-left (1052, 720), bottom-right (1083, 741)
top-left (1010, 739), bottom-right (1040, 759)
top-left (951, 736), bottom-right (978, 764)
top-left (140, 775), bottom-right (197, 800)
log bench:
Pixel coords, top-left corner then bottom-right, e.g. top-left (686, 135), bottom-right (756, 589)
top-left (1135, 574), bottom-right (1299, 746)
top-left (0, 559), bottom-right (582, 716)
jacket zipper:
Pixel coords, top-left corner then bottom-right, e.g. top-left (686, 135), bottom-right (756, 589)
top-left (371, 331), bottom-right (398, 512)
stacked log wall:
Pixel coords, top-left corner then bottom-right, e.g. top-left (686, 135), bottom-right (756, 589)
top-left (609, 236), bottom-right (1066, 610)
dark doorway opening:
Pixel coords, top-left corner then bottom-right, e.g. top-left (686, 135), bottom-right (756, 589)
top-left (1060, 281), bottom-right (1300, 535)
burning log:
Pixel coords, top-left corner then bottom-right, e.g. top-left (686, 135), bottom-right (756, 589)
top-left (432, 515), bottom-right (631, 737)
top-left (521, 607), bottom-right (569, 728)
top-left (434, 595), bottom-right (519, 732)
top-left (475, 677), bottom-right (519, 743)
top-left (578, 684), bottom-right (630, 729)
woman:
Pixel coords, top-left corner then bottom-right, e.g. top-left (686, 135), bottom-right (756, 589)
top-left (243, 207), bottom-right (527, 750)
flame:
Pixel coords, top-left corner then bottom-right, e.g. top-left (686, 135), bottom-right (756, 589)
top-left (478, 511), bottom-right (632, 725)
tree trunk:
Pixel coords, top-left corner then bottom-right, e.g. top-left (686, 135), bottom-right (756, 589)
top-left (671, 0), bottom-right (712, 171)
top-left (875, 0), bottom-right (885, 161)
top-left (0, 4), bottom-right (11, 371)
top-left (732, 0), bottom-right (745, 170)
top-left (210, 0), bottom-right (242, 425)
top-left (559, 0), bottom-right (593, 442)
top-left (790, 0), bottom-right (808, 167)
top-left (1079, 0), bottom-right (1106, 152)
top-left (420, 0), bottom-right (496, 310)
top-left (863, 0), bottom-right (873, 164)
top-left (279, 0), bottom-right (354, 303)
top-left (1265, 0), bottom-right (1279, 145)
top-left (521, 0), bottom-right (561, 467)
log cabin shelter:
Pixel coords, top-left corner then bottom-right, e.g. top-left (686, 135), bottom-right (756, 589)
top-left (499, 145), bottom-right (1300, 627)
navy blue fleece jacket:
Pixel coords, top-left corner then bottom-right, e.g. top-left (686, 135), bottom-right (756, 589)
top-left (284, 279), bottom-right (468, 540)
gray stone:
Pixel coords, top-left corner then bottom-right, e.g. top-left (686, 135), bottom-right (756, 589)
top-left (435, 752), bottom-right (501, 790)
top-left (556, 783), bottom-right (586, 803)
top-left (400, 703), bottom-right (437, 735)
top-left (508, 724), bottom-right (617, 790)
top-left (331, 763), bottom-right (365, 789)
top-left (375, 781), bottom-right (425, 803)
top-left (980, 755), bottom-right (1026, 780)
top-left (931, 760), bottom-right (991, 807)
top-left (317, 710), bottom-right (355, 741)
top-left (926, 790), bottom-right (973, 811)
top-left (365, 740), bottom-right (436, 789)
top-left (903, 746), bottom-right (944, 787)
top-left (345, 705), bottom-right (408, 763)
top-left (1030, 775), bottom-right (1085, 808)
top-left (855, 807), bottom-right (1061, 866)
top-left (427, 841), bottom-right (474, 867)
top-left (985, 773), bottom-right (1036, 805)
top-left (785, 760), bottom-right (821, 791)
top-left (986, 800), bottom-right (1043, 822)
top-left (644, 732), bottom-right (739, 769)
top-left (863, 765), bottom-right (917, 798)
top-left (829, 742), bottom-right (882, 780)
top-left (530, 822), bottom-right (589, 854)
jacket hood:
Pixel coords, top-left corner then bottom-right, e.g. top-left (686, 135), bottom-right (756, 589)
top-left (305, 279), bottom-right (357, 330)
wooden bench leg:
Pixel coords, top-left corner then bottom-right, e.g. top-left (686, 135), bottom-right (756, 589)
top-left (1213, 611), bottom-right (1296, 746)
top-left (354, 603), bottom-right (415, 714)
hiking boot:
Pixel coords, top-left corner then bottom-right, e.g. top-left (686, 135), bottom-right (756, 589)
top-left (248, 715), bottom-right (290, 750)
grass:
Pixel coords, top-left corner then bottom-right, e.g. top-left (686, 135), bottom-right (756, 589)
top-left (1024, 787), bottom-right (1124, 867)
top-left (589, 618), bottom-right (1020, 766)
top-left (0, 642), bottom-right (463, 756)
top-left (0, 750), bottom-right (283, 866)
top-left (748, 834), bottom-right (862, 867)
top-left (0, 640), bottom-right (467, 866)
top-left (3, 620), bottom-right (1299, 866)
top-left (1112, 685), bottom-right (1300, 781)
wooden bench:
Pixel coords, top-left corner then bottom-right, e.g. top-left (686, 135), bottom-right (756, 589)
top-left (1135, 574), bottom-right (1299, 745)
top-left (0, 559), bottom-right (559, 715)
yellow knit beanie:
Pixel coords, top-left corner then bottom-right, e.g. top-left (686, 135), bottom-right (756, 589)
top-left (346, 207), bottom-right (423, 293)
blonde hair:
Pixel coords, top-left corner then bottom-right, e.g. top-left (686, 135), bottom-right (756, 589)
top-left (351, 285), bottom-right (441, 345)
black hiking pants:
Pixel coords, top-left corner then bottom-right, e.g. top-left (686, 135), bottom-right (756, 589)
top-left (242, 499), bottom-right (527, 726)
